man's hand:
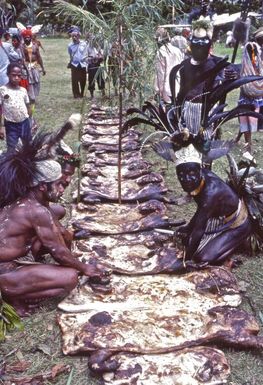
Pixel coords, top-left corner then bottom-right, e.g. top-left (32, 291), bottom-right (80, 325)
top-left (223, 67), bottom-right (238, 80)
top-left (175, 226), bottom-right (189, 247)
top-left (83, 263), bottom-right (112, 284)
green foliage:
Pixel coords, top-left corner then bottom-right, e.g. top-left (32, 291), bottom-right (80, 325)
top-left (54, 0), bottom-right (181, 99)
top-left (0, 293), bottom-right (24, 341)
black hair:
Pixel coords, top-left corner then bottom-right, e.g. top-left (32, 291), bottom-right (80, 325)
top-left (7, 62), bottom-right (22, 75)
top-left (12, 34), bottom-right (21, 41)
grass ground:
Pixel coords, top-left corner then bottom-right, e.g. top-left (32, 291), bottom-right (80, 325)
top-left (0, 38), bottom-right (262, 385)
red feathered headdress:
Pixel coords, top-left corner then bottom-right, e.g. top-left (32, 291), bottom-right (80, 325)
top-left (21, 29), bottom-right (32, 38)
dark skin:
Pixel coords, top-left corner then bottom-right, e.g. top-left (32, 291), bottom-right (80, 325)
top-left (23, 36), bottom-right (46, 75)
top-left (0, 178), bottom-right (108, 316)
top-left (32, 162), bottom-right (77, 257)
top-left (176, 162), bottom-right (252, 264)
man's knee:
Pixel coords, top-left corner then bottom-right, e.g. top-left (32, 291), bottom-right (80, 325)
top-left (63, 268), bottom-right (79, 291)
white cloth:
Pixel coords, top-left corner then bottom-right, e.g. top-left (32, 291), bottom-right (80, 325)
top-left (0, 85), bottom-right (29, 122)
top-left (154, 42), bottom-right (183, 103)
top-left (171, 36), bottom-right (188, 53)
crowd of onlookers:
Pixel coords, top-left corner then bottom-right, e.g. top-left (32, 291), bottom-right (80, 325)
top-left (154, 22), bottom-right (263, 156)
top-left (0, 25), bottom-right (45, 149)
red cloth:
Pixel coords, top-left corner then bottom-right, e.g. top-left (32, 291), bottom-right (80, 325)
top-left (19, 78), bottom-right (29, 90)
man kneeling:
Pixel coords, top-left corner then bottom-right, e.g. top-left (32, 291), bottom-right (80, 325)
top-left (0, 150), bottom-right (107, 316)
top-left (175, 145), bottom-right (252, 265)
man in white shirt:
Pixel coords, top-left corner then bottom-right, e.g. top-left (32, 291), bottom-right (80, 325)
top-left (68, 29), bottom-right (88, 98)
top-left (154, 28), bottom-right (183, 104)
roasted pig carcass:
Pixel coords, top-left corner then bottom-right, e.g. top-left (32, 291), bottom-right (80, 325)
top-left (58, 268), bottom-right (241, 314)
top-left (76, 177), bottom-right (168, 204)
top-left (57, 268), bottom-right (263, 356)
top-left (82, 130), bottom-right (140, 147)
top-left (71, 201), bottom-right (183, 235)
top-left (90, 347), bottom-right (230, 385)
top-left (86, 140), bottom-right (139, 153)
top-left (58, 305), bottom-right (262, 356)
top-left (84, 151), bottom-right (149, 167)
top-left (81, 161), bottom-right (151, 180)
top-left (74, 230), bottom-right (184, 274)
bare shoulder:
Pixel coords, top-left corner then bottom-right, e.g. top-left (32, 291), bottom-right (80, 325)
top-left (23, 199), bottom-right (53, 224)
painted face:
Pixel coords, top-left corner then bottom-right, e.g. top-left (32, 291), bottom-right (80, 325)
top-left (8, 67), bottom-right (22, 87)
top-left (24, 36), bottom-right (32, 46)
top-left (61, 163), bottom-right (76, 188)
top-left (190, 36), bottom-right (211, 62)
top-left (46, 179), bottom-right (65, 202)
top-left (176, 162), bottom-right (202, 193)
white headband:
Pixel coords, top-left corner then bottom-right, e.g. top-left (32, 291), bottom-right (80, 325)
top-left (174, 144), bottom-right (202, 167)
top-left (32, 159), bottom-right (62, 186)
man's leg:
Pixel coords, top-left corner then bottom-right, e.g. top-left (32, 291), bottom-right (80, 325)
top-left (71, 67), bottom-right (80, 98)
top-left (193, 220), bottom-right (252, 265)
top-left (0, 265), bottom-right (78, 316)
top-left (96, 65), bottom-right (105, 94)
top-left (4, 120), bottom-right (20, 150)
top-left (88, 66), bottom-right (96, 98)
top-left (20, 118), bottom-right (32, 145)
top-left (79, 67), bottom-right (87, 97)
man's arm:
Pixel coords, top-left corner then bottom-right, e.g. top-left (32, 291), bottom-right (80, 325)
top-left (35, 46), bottom-right (45, 75)
top-left (4, 42), bottom-right (19, 62)
top-left (184, 206), bottom-right (209, 259)
top-left (30, 205), bottom-right (103, 277)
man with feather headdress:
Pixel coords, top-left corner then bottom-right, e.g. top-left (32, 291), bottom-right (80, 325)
top-left (169, 20), bottom-right (238, 138)
top-left (21, 27), bottom-right (45, 108)
top-left (174, 145), bottom-right (252, 266)
top-left (0, 117), bottom-right (108, 317)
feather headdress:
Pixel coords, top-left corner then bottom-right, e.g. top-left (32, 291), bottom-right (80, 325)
top-left (123, 60), bottom-right (263, 163)
top-left (0, 114), bottom-right (81, 207)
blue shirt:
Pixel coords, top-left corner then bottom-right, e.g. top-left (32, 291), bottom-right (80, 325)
top-left (0, 42), bottom-right (19, 86)
top-left (68, 40), bottom-right (88, 69)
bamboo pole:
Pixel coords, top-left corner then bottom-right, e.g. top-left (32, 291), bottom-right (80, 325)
top-left (118, 18), bottom-right (123, 204)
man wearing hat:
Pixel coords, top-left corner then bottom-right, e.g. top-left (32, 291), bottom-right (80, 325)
top-left (175, 144), bottom-right (251, 265)
top-left (68, 29), bottom-right (88, 98)
top-left (0, 146), bottom-right (108, 317)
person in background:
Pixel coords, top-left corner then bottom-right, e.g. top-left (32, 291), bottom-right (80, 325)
top-left (0, 63), bottom-right (32, 150)
top-left (21, 28), bottom-right (46, 108)
top-left (0, 28), bottom-right (20, 139)
top-left (68, 28), bottom-right (88, 99)
top-left (225, 31), bottom-right (236, 48)
top-left (171, 28), bottom-right (188, 56)
top-left (0, 27), bottom-right (19, 87)
top-left (56, 141), bottom-right (80, 188)
top-left (11, 34), bottom-right (29, 90)
top-left (154, 27), bottom-right (183, 105)
top-left (169, 20), bottom-right (237, 137)
top-left (236, 27), bottom-right (263, 155)
top-left (86, 32), bottom-right (105, 99)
